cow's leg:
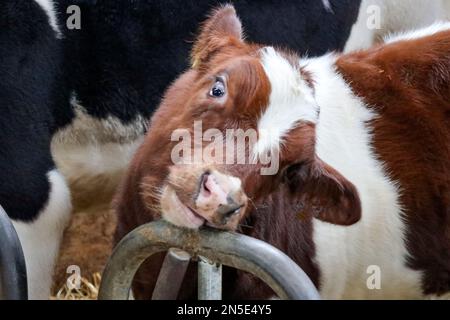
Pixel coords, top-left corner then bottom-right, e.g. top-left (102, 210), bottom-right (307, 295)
top-left (0, 155), bottom-right (72, 300)
top-left (10, 170), bottom-right (72, 299)
top-left (0, 99), bottom-right (71, 300)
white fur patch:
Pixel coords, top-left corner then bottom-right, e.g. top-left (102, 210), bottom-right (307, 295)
top-left (384, 21), bottom-right (450, 44)
top-left (52, 138), bottom-right (144, 185)
top-left (12, 170), bottom-right (72, 299)
top-left (33, 0), bottom-right (62, 38)
top-left (254, 47), bottom-right (318, 158)
top-left (344, 0), bottom-right (450, 52)
top-left (51, 93), bottom-right (146, 184)
top-left (301, 54), bottom-right (423, 299)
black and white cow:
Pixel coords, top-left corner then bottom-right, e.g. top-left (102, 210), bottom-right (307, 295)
top-left (0, 0), bottom-right (71, 299)
top-left (1, 0), bottom-right (448, 299)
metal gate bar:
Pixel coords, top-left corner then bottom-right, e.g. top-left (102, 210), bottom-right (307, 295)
top-left (98, 220), bottom-right (320, 300)
top-left (198, 256), bottom-right (222, 300)
top-left (0, 205), bottom-right (28, 300)
top-left (151, 248), bottom-right (190, 300)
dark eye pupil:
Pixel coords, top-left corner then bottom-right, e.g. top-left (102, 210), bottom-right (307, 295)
top-left (212, 87), bottom-right (224, 97)
top-left (211, 81), bottom-right (225, 97)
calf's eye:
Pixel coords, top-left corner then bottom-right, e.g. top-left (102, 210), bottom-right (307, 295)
top-left (209, 80), bottom-right (226, 98)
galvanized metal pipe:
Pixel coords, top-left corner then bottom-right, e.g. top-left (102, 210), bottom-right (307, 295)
top-left (0, 205), bottom-right (28, 300)
top-left (98, 220), bottom-right (320, 300)
top-left (152, 248), bottom-right (191, 300)
top-left (198, 256), bottom-right (222, 300)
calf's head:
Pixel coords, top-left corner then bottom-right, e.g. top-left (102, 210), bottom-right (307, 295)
top-left (145, 5), bottom-right (361, 230)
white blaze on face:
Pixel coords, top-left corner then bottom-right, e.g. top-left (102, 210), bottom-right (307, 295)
top-left (33, 0), bottom-right (62, 38)
top-left (253, 47), bottom-right (319, 161)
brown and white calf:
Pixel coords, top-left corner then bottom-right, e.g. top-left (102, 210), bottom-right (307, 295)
top-left (114, 6), bottom-right (450, 299)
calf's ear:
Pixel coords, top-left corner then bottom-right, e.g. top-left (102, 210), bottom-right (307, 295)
top-left (191, 5), bottom-right (243, 68)
top-left (285, 158), bottom-right (361, 226)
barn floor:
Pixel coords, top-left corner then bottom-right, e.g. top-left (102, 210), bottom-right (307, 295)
top-left (52, 173), bottom-right (120, 300)
top-left (52, 203), bottom-right (115, 299)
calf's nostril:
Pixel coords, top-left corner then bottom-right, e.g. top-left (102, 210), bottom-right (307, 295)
top-left (200, 172), bottom-right (211, 197)
top-left (217, 202), bottom-right (243, 218)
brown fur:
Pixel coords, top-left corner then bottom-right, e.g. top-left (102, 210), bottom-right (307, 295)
top-left (336, 30), bottom-right (450, 295)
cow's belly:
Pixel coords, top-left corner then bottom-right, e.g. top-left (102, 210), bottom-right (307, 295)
top-left (51, 104), bottom-right (146, 207)
top-left (51, 138), bottom-right (143, 195)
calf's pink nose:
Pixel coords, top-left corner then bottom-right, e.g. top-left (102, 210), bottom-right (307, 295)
top-left (199, 172), bottom-right (229, 205)
top-left (196, 171), bottom-right (244, 223)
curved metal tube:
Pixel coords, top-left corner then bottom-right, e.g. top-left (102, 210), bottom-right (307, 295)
top-left (99, 220), bottom-right (320, 300)
top-left (0, 205), bottom-right (28, 300)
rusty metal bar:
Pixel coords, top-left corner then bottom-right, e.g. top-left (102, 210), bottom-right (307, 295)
top-left (98, 220), bottom-right (320, 300)
top-left (198, 256), bottom-right (222, 300)
top-left (0, 205), bottom-right (28, 300)
top-left (152, 248), bottom-right (191, 300)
